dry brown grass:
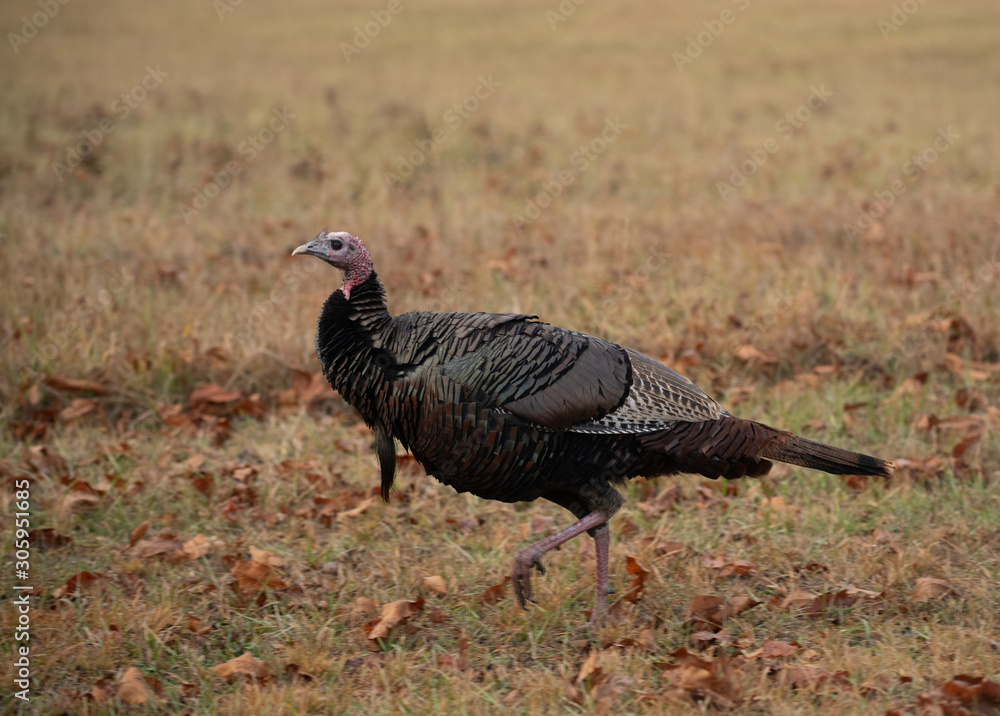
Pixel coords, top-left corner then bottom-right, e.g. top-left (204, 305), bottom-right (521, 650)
top-left (1, 0), bottom-right (998, 713)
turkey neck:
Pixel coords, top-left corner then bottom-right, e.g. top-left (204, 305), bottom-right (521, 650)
top-left (315, 272), bottom-right (393, 423)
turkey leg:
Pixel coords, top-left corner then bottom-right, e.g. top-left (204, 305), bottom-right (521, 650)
top-left (511, 509), bottom-right (611, 612)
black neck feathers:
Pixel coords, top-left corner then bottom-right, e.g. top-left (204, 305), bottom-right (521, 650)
top-left (315, 272), bottom-right (392, 420)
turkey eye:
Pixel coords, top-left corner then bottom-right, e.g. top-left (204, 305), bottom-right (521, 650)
top-left (331, 239), bottom-right (343, 250)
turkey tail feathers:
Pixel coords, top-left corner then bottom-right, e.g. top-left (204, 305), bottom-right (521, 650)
top-left (762, 434), bottom-right (894, 477)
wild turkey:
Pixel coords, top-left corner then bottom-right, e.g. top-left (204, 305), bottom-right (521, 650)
top-left (293, 230), bottom-right (894, 621)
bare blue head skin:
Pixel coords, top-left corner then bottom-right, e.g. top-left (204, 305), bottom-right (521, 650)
top-left (292, 230), bottom-right (373, 300)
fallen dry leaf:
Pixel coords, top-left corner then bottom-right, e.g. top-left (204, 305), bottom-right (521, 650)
top-left (623, 556), bottom-right (650, 603)
top-left (701, 552), bottom-right (758, 577)
top-left (188, 616), bottom-right (212, 635)
top-left (249, 546), bottom-right (285, 567)
top-left (230, 560), bottom-right (288, 593)
top-left (687, 595), bottom-right (725, 631)
top-left (761, 495), bottom-right (797, 515)
top-left (28, 528), bottom-right (73, 549)
top-left (423, 575), bottom-right (447, 596)
top-left (781, 589), bottom-right (819, 611)
top-left (182, 534), bottom-right (214, 560)
top-left (895, 674), bottom-right (1000, 715)
top-left (127, 520), bottom-right (151, 548)
top-left (478, 577), bottom-right (509, 606)
top-left (367, 597), bottom-right (425, 641)
top-left (804, 590), bottom-right (857, 619)
top-left (117, 667), bottom-right (152, 706)
top-left (211, 652), bottom-right (270, 683)
top-left (754, 639), bottom-right (799, 659)
top-left (55, 489), bottom-right (102, 520)
top-left (52, 571), bottom-right (106, 599)
top-left (339, 496), bottom-right (376, 519)
top-left (734, 344), bottom-right (779, 365)
top-left (435, 637), bottom-right (469, 671)
top-left (190, 383), bottom-right (242, 407)
top-left (132, 534), bottom-right (185, 561)
top-left (914, 577), bottom-right (956, 603)
top-left (60, 398), bottom-right (98, 421)
top-left (780, 666), bottom-right (850, 691)
top-left (604, 629), bottom-right (656, 652)
top-left (284, 663), bottom-right (315, 682)
top-left (45, 375), bottom-right (110, 395)
top-left (501, 689), bottom-right (522, 706)
top-left (637, 484), bottom-right (681, 514)
top-left (618, 514), bottom-right (639, 538)
top-left (350, 596), bottom-right (380, 623)
top-left (577, 650), bottom-right (602, 684)
top-left (83, 677), bottom-right (111, 705)
top-left (662, 647), bottom-right (744, 709)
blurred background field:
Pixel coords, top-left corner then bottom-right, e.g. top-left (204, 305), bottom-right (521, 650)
top-left (1, 0), bottom-right (998, 713)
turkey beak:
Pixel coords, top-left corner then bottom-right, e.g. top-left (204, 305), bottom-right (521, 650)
top-left (292, 240), bottom-right (322, 259)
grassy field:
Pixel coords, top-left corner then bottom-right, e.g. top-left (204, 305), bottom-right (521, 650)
top-left (1, 0), bottom-right (999, 713)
